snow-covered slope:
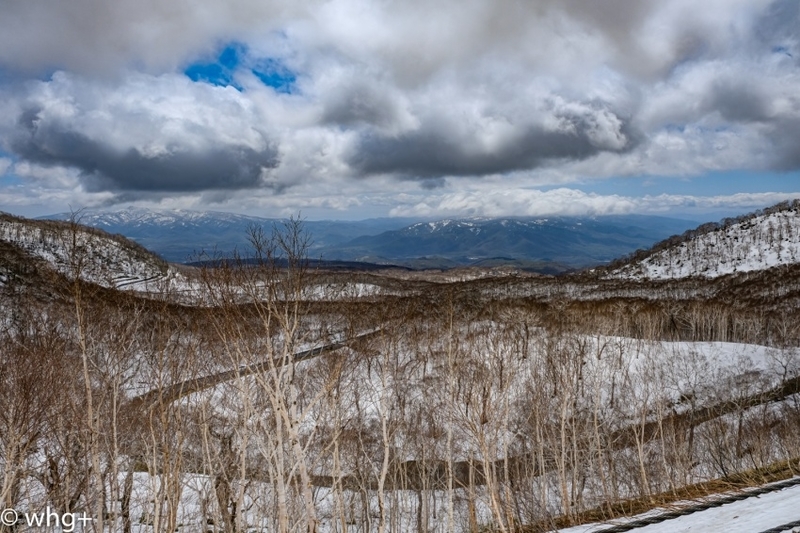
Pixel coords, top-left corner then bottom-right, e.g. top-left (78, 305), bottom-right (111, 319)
top-left (0, 213), bottom-right (184, 291)
top-left (606, 201), bottom-right (800, 280)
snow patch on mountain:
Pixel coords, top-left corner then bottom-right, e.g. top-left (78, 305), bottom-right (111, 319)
top-left (47, 206), bottom-right (269, 229)
top-left (407, 217), bottom-right (574, 235)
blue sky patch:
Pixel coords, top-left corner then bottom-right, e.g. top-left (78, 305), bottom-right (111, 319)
top-left (184, 43), bottom-right (246, 89)
top-left (251, 58), bottom-right (296, 93)
top-left (772, 45), bottom-right (793, 57)
top-left (0, 176), bottom-right (22, 186)
top-left (184, 42), bottom-right (296, 93)
top-left (574, 172), bottom-right (800, 197)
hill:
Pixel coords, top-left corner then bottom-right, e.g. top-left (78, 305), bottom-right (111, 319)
top-left (0, 212), bottom-right (181, 290)
top-left (2, 204), bottom-right (800, 533)
top-left (605, 200), bottom-right (800, 279)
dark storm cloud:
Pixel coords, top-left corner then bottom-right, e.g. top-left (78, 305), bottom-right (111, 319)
top-left (755, 0), bottom-right (800, 59)
top-left (320, 82), bottom-right (404, 129)
top-left (767, 117), bottom-right (800, 171)
top-left (705, 82), bottom-right (772, 123)
top-left (350, 129), bottom-right (585, 177)
top-left (11, 108), bottom-right (278, 192)
top-left (349, 107), bottom-right (637, 178)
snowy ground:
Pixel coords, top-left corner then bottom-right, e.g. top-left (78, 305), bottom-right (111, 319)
top-left (0, 217), bottom-right (179, 290)
top-left (558, 478), bottom-right (800, 533)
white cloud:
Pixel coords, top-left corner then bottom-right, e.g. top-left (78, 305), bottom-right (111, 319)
top-left (16, 71), bottom-right (272, 154)
top-left (388, 188), bottom-right (800, 218)
top-left (0, 0), bottom-right (798, 217)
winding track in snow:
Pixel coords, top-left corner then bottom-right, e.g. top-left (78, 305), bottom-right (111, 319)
top-left (126, 328), bottom-right (383, 413)
top-left (124, 331), bottom-right (800, 492)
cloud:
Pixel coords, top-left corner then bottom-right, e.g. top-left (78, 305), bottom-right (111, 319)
top-left (348, 100), bottom-right (635, 178)
top-left (755, 0), bottom-right (800, 63)
top-left (0, 0), bottom-right (762, 83)
top-left (11, 121), bottom-right (276, 192)
top-left (0, 0), bottom-right (299, 76)
top-left (2, 72), bottom-right (279, 195)
top-left (0, 0), bottom-right (799, 216)
top-left (768, 117), bottom-right (800, 170)
top-left (388, 188), bottom-right (800, 218)
top-left (705, 82), bottom-right (773, 123)
top-left (318, 77), bottom-right (415, 133)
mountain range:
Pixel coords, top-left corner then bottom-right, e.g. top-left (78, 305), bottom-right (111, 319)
top-left (321, 215), bottom-right (698, 270)
top-left (43, 209), bottom-right (418, 263)
top-left (4, 199), bottom-right (796, 288)
top-left (43, 208), bottom-right (698, 271)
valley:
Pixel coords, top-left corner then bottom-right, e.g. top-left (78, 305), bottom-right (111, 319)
top-left (1, 202), bottom-right (800, 532)
top-left (42, 208), bottom-right (698, 271)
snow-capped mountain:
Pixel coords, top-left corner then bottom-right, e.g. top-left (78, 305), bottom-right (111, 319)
top-left (327, 215), bottom-right (697, 269)
top-left (606, 200), bottom-right (800, 280)
top-left (0, 212), bottom-right (182, 290)
top-left (53, 207), bottom-right (269, 229)
top-left (40, 208), bottom-right (698, 270)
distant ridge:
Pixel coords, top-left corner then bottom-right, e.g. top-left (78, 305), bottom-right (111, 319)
top-left (42, 208), bottom-right (416, 263)
top-left (186, 257), bottom-right (412, 272)
top-left (325, 215), bottom-right (697, 270)
top-left (40, 208), bottom-right (698, 272)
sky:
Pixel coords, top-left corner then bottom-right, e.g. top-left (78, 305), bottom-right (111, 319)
top-left (0, 0), bottom-right (799, 221)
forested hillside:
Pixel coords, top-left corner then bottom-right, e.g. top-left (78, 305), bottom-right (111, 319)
top-left (0, 207), bottom-right (799, 532)
top-left (606, 200), bottom-right (800, 280)
top-left (0, 212), bottom-right (175, 290)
